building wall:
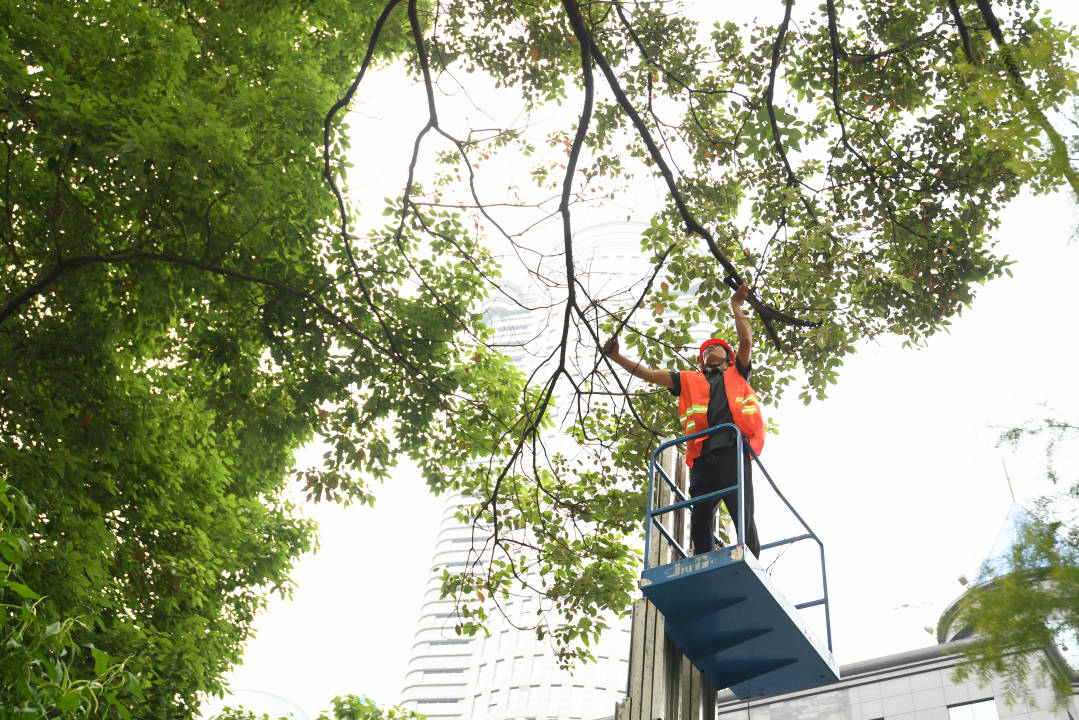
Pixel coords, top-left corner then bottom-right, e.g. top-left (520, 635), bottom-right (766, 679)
top-left (714, 643), bottom-right (1078, 720)
top-left (399, 496), bottom-right (484, 718)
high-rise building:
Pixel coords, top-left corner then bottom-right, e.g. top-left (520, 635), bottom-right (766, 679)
top-left (400, 487), bottom-right (632, 720)
top-left (400, 222), bottom-right (652, 720)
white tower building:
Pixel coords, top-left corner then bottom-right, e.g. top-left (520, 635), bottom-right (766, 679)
top-left (400, 223), bottom-right (652, 720)
top-left (400, 489), bottom-right (632, 720)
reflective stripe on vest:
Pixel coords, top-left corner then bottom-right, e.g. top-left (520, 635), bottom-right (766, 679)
top-left (735, 395), bottom-right (760, 414)
top-left (679, 404), bottom-right (708, 430)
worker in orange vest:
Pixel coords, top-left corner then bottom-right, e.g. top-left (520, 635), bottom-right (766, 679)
top-left (602, 283), bottom-right (763, 557)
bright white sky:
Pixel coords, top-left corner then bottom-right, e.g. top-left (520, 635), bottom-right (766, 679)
top-left (204, 3), bottom-right (1079, 717)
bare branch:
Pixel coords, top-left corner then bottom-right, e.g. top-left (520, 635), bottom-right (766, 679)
top-left (321, 0), bottom-right (409, 357)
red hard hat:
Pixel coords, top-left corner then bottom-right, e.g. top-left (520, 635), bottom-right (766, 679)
top-left (698, 338), bottom-right (734, 371)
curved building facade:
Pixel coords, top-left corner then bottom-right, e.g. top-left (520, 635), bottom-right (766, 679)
top-left (400, 223), bottom-right (654, 720)
top-left (399, 491), bottom-right (632, 720)
top-left (399, 495), bottom-right (487, 718)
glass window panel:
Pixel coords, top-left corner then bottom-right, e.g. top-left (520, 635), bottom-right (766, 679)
top-left (948, 699), bottom-right (998, 720)
top-left (948, 704), bottom-right (973, 720)
top-left (970, 699), bottom-right (999, 720)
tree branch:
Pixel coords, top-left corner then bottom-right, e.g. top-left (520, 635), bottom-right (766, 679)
top-left (0, 251), bottom-right (370, 350)
top-left (580, 5), bottom-right (820, 345)
top-left (972, 0), bottom-right (1079, 198)
top-left (946, 0), bottom-right (977, 64)
top-left (322, 0), bottom-right (409, 358)
top-left (825, 1), bottom-right (948, 65)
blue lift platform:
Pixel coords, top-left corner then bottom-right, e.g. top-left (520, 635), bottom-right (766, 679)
top-left (639, 424), bottom-right (840, 700)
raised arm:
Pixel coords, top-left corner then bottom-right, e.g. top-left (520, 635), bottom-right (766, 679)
top-left (602, 336), bottom-right (674, 389)
top-left (731, 283), bottom-right (752, 367)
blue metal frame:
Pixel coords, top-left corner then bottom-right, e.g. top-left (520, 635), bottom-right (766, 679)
top-left (644, 423), bottom-right (833, 651)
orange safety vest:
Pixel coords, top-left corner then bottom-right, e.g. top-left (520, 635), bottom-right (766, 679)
top-left (677, 367), bottom-right (764, 467)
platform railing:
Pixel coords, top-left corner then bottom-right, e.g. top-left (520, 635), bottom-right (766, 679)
top-left (645, 423), bottom-right (833, 651)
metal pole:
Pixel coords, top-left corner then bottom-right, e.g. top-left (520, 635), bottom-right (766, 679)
top-left (820, 544), bottom-right (833, 651)
top-left (736, 429), bottom-right (745, 548)
top-left (645, 448), bottom-right (657, 570)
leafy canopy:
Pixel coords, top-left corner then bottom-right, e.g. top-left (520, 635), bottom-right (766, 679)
top-left (321, 0), bottom-right (1079, 663)
top-left (4, 0), bottom-right (1079, 707)
top-left (0, 0), bottom-right (464, 715)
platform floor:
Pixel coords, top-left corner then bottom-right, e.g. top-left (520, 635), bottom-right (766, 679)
top-left (640, 545), bottom-right (840, 700)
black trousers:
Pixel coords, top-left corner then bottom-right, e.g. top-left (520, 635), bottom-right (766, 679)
top-left (688, 445), bottom-right (760, 557)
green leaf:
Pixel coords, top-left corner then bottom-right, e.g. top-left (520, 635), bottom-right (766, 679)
top-left (5, 582), bottom-right (40, 600)
top-left (56, 691), bottom-right (81, 712)
top-left (92, 647), bottom-right (110, 676)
